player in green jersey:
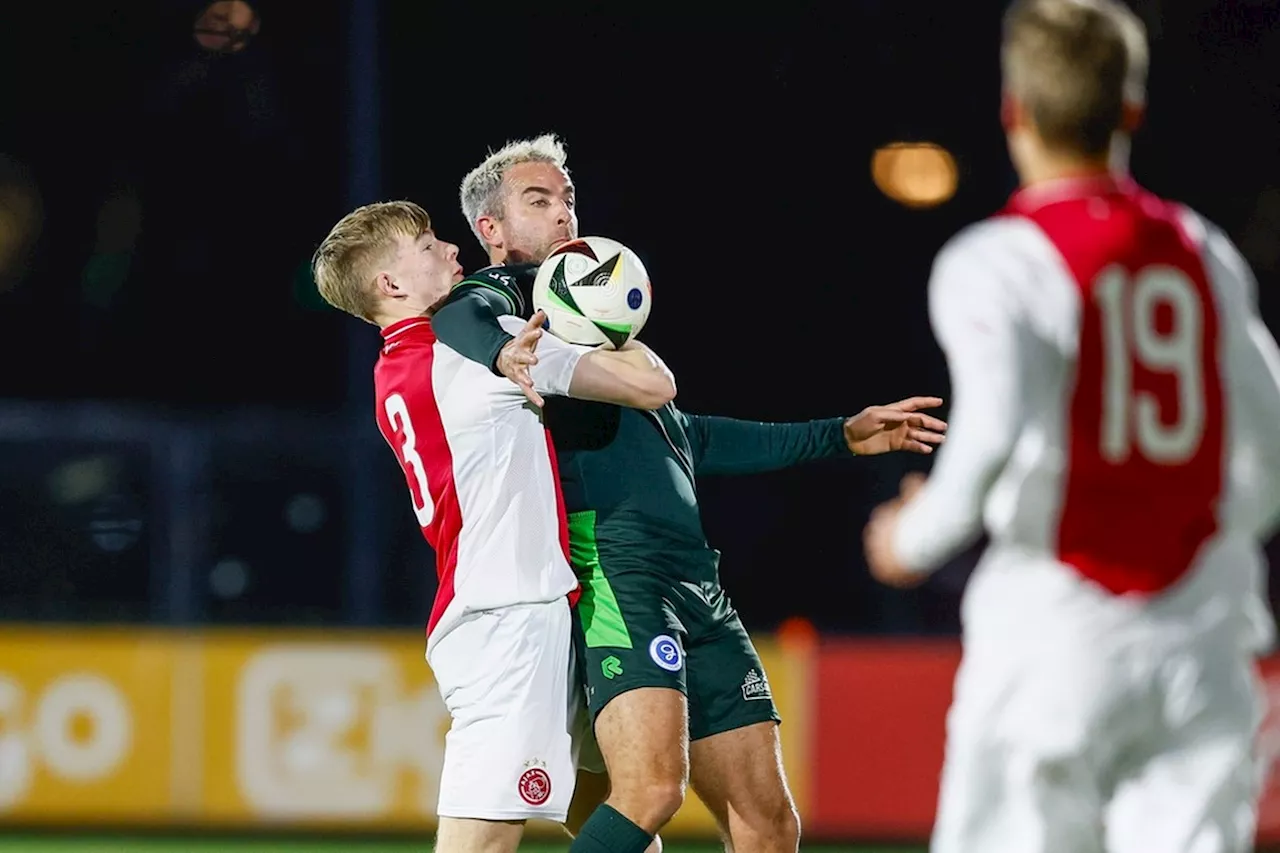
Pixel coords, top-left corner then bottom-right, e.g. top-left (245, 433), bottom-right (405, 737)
top-left (431, 134), bottom-right (946, 853)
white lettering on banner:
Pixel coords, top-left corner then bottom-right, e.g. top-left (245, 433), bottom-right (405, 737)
top-left (0, 677), bottom-right (33, 809)
top-left (0, 673), bottom-right (133, 809)
top-left (34, 675), bottom-right (131, 780)
top-left (369, 679), bottom-right (451, 815)
top-left (236, 646), bottom-right (449, 817)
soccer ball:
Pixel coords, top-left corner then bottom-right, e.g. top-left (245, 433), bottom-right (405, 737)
top-left (531, 236), bottom-right (652, 349)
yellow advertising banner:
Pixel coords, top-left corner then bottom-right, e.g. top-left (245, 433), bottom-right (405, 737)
top-left (198, 630), bottom-right (452, 828)
top-left (0, 626), bottom-right (811, 837)
top-left (0, 626), bottom-right (175, 821)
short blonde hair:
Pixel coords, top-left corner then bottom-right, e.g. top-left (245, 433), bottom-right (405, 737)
top-left (459, 134), bottom-right (568, 248)
top-left (311, 200), bottom-right (431, 324)
top-left (1002, 0), bottom-right (1148, 157)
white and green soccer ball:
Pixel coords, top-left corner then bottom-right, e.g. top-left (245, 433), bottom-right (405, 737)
top-left (532, 236), bottom-right (653, 349)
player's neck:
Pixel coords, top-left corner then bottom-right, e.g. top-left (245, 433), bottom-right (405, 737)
top-left (378, 305), bottom-right (434, 329)
top-left (1017, 139), bottom-right (1128, 189)
top-left (1019, 155), bottom-right (1113, 189)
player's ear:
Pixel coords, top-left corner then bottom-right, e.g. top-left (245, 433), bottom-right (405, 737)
top-left (1000, 93), bottom-right (1020, 132)
top-left (1120, 101), bottom-right (1145, 135)
top-left (373, 270), bottom-right (400, 298)
top-left (476, 215), bottom-right (503, 251)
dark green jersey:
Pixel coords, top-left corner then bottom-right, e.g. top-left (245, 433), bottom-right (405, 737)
top-left (546, 399), bottom-right (846, 580)
top-left (430, 266), bottom-right (851, 582)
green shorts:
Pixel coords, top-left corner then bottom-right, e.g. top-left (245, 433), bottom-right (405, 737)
top-left (568, 511), bottom-right (781, 742)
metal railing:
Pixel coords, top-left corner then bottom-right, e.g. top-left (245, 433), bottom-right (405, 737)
top-left (0, 399), bottom-right (418, 627)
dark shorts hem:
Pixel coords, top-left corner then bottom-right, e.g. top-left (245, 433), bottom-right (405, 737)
top-left (689, 704), bottom-right (782, 742)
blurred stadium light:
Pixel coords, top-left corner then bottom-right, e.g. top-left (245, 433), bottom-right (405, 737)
top-left (0, 153), bottom-right (42, 294)
top-left (871, 142), bottom-right (959, 209)
top-left (193, 1), bottom-right (260, 53)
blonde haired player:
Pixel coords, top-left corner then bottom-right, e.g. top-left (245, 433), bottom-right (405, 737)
top-left (864, 1), bottom-right (1280, 851)
top-left (312, 200), bottom-right (675, 853)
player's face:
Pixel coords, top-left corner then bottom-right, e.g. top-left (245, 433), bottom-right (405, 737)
top-left (496, 161), bottom-right (578, 264)
top-left (385, 230), bottom-right (463, 314)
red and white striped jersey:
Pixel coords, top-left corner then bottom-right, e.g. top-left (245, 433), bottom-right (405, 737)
top-left (374, 315), bottom-right (588, 654)
top-left (895, 176), bottom-right (1280, 639)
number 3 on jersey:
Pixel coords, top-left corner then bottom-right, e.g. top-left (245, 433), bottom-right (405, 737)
top-left (384, 393), bottom-right (435, 525)
top-left (1094, 265), bottom-right (1207, 465)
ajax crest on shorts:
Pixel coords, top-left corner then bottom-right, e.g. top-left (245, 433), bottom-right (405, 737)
top-left (517, 768), bottom-right (550, 806)
top-left (518, 759), bottom-right (551, 806)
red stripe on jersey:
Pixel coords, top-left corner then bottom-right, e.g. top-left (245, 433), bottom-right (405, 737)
top-left (373, 319), bottom-right (464, 637)
top-left (544, 427), bottom-right (581, 608)
top-left (1007, 179), bottom-right (1224, 595)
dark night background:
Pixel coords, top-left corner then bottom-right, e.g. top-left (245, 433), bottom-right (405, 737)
top-left (0, 0), bottom-right (1277, 635)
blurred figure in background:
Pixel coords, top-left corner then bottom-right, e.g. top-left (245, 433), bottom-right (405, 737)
top-left (864, 0), bottom-right (1280, 850)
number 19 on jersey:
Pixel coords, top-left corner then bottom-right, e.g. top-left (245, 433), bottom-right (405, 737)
top-left (1094, 265), bottom-right (1209, 466)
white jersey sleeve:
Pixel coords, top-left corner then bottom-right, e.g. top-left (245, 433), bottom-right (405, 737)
top-left (496, 315), bottom-right (590, 397)
top-left (1197, 220), bottom-right (1280, 539)
top-left (893, 223), bottom-right (1030, 573)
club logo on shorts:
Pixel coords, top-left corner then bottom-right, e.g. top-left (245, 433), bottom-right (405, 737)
top-left (741, 668), bottom-right (772, 701)
top-left (648, 634), bottom-right (683, 672)
top-left (518, 765), bottom-right (552, 806)
top-left (601, 655), bottom-right (624, 679)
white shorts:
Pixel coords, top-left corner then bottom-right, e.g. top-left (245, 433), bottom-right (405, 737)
top-left (932, 557), bottom-right (1264, 853)
top-left (427, 598), bottom-right (596, 823)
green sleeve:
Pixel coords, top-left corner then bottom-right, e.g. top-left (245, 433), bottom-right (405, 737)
top-left (430, 276), bottom-right (522, 375)
top-left (677, 410), bottom-right (850, 476)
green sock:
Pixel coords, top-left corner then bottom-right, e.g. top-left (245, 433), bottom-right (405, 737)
top-left (568, 803), bottom-right (654, 853)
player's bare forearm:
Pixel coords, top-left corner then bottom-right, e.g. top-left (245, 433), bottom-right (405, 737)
top-left (682, 413), bottom-right (848, 476)
top-left (570, 343), bottom-right (676, 410)
top-left (616, 340), bottom-right (676, 388)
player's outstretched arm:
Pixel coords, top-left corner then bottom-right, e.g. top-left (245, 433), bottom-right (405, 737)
top-left (672, 398), bottom-right (944, 477)
top-left (567, 339), bottom-right (677, 411)
top-left (677, 412), bottom-right (850, 476)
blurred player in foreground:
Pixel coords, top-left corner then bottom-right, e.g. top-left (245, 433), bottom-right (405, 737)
top-left (431, 134), bottom-right (948, 853)
top-left (863, 1), bottom-right (1280, 850)
top-left (311, 200), bottom-right (676, 853)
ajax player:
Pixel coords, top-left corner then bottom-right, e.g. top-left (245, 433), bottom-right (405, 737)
top-left (864, 1), bottom-right (1280, 850)
top-left (310, 200), bottom-right (675, 853)
top-left (432, 134), bottom-right (948, 853)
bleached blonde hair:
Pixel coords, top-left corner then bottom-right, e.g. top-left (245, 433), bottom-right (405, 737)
top-left (1002, 0), bottom-right (1148, 157)
top-left (459, 133), bottom-right (569, 249)
top-left (311, 200), bottom-right (431, 325)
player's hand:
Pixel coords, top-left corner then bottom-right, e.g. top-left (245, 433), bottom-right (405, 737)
top-left (497, 310), bottom-right (546, 408)
top-left (863, 477), bottom-right (930, 589)
top-left (844, 396), bottom-right (947, 455)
